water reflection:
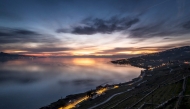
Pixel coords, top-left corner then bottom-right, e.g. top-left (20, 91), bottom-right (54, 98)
top-left (0, 58), bottom-right (142, 109)
top-left (72, 58), bottom-right (95, 66)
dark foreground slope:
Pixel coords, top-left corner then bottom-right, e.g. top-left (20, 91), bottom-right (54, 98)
top-left (76, 64), bottom-right (190, 109)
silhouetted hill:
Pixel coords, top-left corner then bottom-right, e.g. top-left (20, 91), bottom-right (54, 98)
top-left (0, 52), bottom-right (18, 56)
top-left (0, 52), bottom-right (36, 62)
top-left (138, 46), bottom-right (190, 61)
top-left (111, 46), bottom-right (190, 68)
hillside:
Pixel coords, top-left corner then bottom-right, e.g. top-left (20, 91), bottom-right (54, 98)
top-left (111, 46), bottom-right (190, 69)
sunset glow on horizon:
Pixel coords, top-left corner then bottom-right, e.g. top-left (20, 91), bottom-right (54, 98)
top-left (0, 0), bottom-right (190, 56)
top-left (6, 49), bottom-right (160, 56)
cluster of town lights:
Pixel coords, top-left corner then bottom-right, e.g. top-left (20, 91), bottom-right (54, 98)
top-left (59, 86), bottom-right (119, 109)
top-left (59, 96), bottom-right (88, 109)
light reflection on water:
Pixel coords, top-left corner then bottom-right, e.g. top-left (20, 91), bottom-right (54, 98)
top-left (0, 58), bottom-right (142, 109)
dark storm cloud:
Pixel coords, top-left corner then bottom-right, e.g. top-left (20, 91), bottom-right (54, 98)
top-left (57, 17), bottom-right (139, 35)
top-left (0, 27), bottom-right (58, 44)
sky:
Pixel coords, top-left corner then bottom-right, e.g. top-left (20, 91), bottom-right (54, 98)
top-left (0, 0), bottom-right (190, 56)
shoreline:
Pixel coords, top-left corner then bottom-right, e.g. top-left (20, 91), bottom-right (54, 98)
top-left (40, 61), bottom-right (147, 109)
top-left (41, 56), bottom-right (190, 109)
top-left (34, 46), bottom-right (190, 108)
top-left (41, 62), bottom-right (190, 109)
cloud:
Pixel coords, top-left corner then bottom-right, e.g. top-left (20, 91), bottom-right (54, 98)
top-left (0, 27), bottom-right (59, 44)
top-left (129, 20), bottom-right (190, 38)
top-left (24, 47), bottom-right (73, 53)
top-left (56, 15), bottom-right (190, 38)
top-left (96, 46), bottom-right (182, 55)
top-left (14, 29), bottom-right (39, 35)
top-left (97, 47), bottom-right (133, 54)
top-left (0, 43), bottom-right (74, 55)
top-left (57, 16), bottom-right (139, 35)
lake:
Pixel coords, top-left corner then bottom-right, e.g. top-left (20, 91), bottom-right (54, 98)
top-left (0, 58), bottom-right (142, 109)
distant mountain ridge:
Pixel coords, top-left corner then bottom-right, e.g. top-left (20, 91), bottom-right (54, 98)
top-left (132, 46), bottom-right (190, 60)
top-left (111, 46), bottom-right (190, 68)
top-left (0, 52), bottom-right (26, 57)
top-left (0, 52), bottom-right (36, 62)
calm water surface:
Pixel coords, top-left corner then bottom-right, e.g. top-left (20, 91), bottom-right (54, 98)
top-left (0, 58), bottom-right (142, 109)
